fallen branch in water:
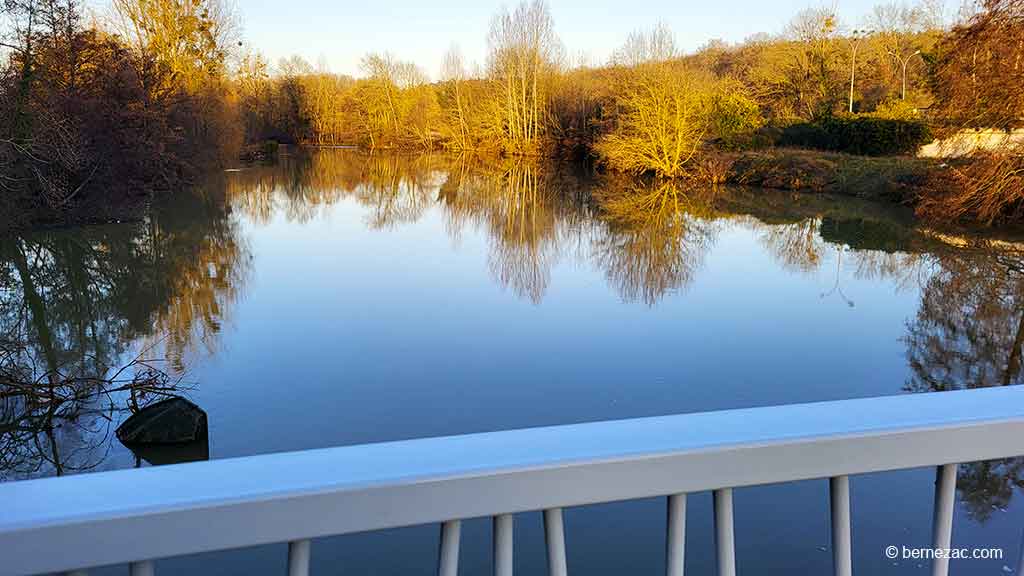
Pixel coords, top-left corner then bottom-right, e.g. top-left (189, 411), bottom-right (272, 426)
top-left (0, 339), bottom-right (191, 479)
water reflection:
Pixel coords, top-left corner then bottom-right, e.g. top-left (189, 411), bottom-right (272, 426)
top-left (227, 153), bottom-right (446, 228)
top-left (0, 186), bottom-right (247, 480)
top-left (899, 242), bottom-right (1024, 522)
top-left (230, 152), bottom-right (598, 303)
top-left (3, 149), bottom-right (1024, 522)
top-left (905, 243), bottom-right (1024, 392)
top-left (442, 159), bottom-right (593, 303)
top-left (593, 179), bottom-right (718, 305)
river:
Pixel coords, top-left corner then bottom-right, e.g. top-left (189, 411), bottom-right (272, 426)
top-left (2, 149), bottom-right (1023, 574)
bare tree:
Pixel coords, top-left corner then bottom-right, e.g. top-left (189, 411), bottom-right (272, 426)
top-left (786, 7), bottom-right (844, 117)
top-left (487, 0), bottom-right (563, 154)
top-left (868, 1), bottom-right (930, 99)
top-left (111, 0), bottom-right (237, 93)
top-left (359, 52), bottom-right (430, 147)
top-left (440, 45), bottom-right (471, 150)
top-left (610, 21), bottom-right (677, 67)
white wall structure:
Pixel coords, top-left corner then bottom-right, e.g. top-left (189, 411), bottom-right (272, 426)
top-left (919, 128), bottom-right (1024, 158)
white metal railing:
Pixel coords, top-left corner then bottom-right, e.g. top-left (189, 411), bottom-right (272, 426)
top-left (3, 386), bottom-right (1024, 576)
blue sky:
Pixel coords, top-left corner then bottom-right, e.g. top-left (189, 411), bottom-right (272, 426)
top-left (239, 0), bottom-right (961, 79)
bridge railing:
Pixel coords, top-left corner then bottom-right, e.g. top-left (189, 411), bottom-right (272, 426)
top-left (3, 386), bottom-right (1024, 576)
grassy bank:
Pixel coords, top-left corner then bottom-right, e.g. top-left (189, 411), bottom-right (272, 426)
top-left (722, 148), bottom-right (1024, 229)
top-left (724, 149), bottom-right (939, 203)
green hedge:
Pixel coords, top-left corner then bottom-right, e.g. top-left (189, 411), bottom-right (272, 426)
top-left (779, 116), bottom-right (932, 156)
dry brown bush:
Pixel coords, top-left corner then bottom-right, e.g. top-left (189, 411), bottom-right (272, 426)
top-left (918, 154), bottom-right (1024, 226)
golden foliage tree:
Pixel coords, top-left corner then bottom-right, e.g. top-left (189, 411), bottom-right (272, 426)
top-left (595, 64), bottom-right (760, 177)
top-left (112, 0), bottom-right (237, 94)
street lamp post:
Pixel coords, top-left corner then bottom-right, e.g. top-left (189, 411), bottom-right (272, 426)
top-left (900, 49), bottom-right (922, 101)
top-left (848, 29), bottom-right (872, 114)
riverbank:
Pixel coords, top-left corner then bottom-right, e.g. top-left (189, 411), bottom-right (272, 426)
top-left (0, 145), bottom-right (1014, 236)
top-left (0, 192), bottom-right (151, 236)
top-left (725, 148), bottom-right (1024, 229)
top-left (724, 149), bottom-right (938, 203)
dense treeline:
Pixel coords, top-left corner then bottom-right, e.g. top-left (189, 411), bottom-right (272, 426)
top-left (2, 0), bottom-right (1023, 230)
top-left (233, 1), bottom-right (949, 161)
top-left (0, 0), bottom-right (241, 230)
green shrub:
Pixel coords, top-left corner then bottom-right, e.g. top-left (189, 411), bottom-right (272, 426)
top-left (779, 115), bottom-right (932, 156)
top-left (869, 99), bottom-right (920, 122)
top-left (262, 139), bottom-right (281, 157)
top-left (708, 83), bottom-right (764, 151)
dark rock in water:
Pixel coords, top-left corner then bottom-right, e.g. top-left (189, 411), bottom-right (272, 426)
top-left (116, 397), bottom-right (208, 445)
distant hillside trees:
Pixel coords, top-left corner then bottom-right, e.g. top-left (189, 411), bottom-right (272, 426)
top-left (230, 0), bottom-right (957, 161)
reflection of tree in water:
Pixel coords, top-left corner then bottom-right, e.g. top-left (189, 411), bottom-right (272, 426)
top-left (749, 215), bottom-right (824, 274)
top-left (141, 189), bottom-right (251, 372)
top-left (0, 186), bottom-right (247, 479)
top-left (227, 151), bottom-right (447, 228)
top-left (753, 214), bottom-right (928, 308)
top-left (905, 247), bottom-right (1024, 392)
top-left (958, 458), bottom-right (1024, 523)
top-left (228, 151), bottom-right (947, 309)
top-left (903, 244), bottom-right (1024, 522)
top-left (229, 150), bottom-right (732, 305)
top-left (354, 155), bottom-right (443, 230)
top-left (233, 150), bottom-right (597, 304)
top-left (848, 251), bottom-right (925, 289)
top-left (440, 159), bottom-right (591, 304)
top-left (755, 217), bottom-right (916, 284)
top-left (592, 180), bottom-right (717, 305)
top-left (703, 194), bottom-right (1024, 522)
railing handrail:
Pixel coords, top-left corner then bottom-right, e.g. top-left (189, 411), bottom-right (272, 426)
top-left (4, 387), bottom-right (1024, 576)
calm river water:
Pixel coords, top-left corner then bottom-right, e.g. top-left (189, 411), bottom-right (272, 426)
top-left (3, 149), bottom-right (1024, 575)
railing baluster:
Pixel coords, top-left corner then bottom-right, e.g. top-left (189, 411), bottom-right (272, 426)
top-left (1017, 528), bottom-right (1024, 576)
top-left (288, 539), bottom-right (311, 576)
top-left (129, 560), bottom-right (154, 576)
top-left (830, 476), bottom-right (852, 576)
top-left (713, 488), bottom-right (736, 576)
top-left (494, 514), bottom-right (514, 576)
top-left (666, 493), bottom-right (687, 576)
top-left (438, 519), bottom-right (461, 576)
top-left (544, 508), bottom-right (568, 576)
top-left (931, 464), bottom-right (958, 576)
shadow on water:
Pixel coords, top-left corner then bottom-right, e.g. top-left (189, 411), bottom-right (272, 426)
top-left (2, 148), bottom-right (1024, 523)
top-left (128, 438), bottom-right (210, 467)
